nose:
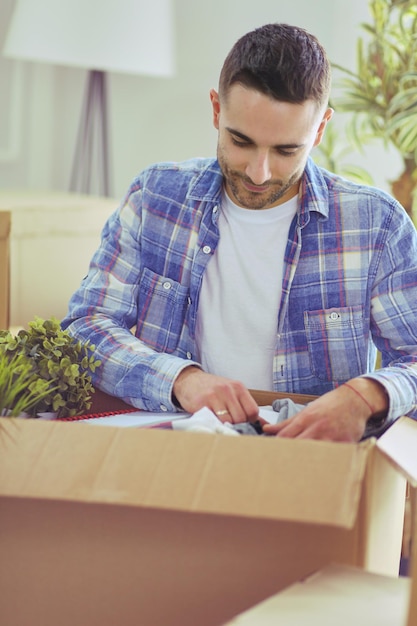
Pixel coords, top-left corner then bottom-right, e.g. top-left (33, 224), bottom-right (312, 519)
top-left (245, 151), bottom-right (272, 185)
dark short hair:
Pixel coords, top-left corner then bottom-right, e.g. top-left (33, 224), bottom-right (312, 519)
top-left (219, 23), bottom-right (331, 108)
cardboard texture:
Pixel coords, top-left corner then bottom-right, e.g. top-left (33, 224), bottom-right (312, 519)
top-left (0, 190), bottom-right (116, 326)
top-left (0, 210), bottom-right (11, 330)
top-left (0, 415), bottom-right (412, 626)
top-left (225, 543), bottom-right (417, 626)
top-left (224, 563), bottom-right (411, 626)
top-left (225, 416), bottom-right (417, 626)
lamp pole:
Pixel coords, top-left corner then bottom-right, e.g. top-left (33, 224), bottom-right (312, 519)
top-left (69, 69), bottom-right (111, 197)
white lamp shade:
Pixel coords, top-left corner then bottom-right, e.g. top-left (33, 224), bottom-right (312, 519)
top-left (3, 0), bottom-right (175, 77)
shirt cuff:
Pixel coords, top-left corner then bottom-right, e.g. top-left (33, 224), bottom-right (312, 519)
top-left (137, 354), bottom-right (202, 412)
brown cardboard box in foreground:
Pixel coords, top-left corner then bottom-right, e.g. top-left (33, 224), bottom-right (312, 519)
top-left (0, 413), bottom-right (413, 626)
top-left (225, 416), bottom-right (417, 626)
top-left (0, 211), bottom-right (11, 329)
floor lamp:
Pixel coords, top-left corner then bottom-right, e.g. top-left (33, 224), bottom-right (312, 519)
top-left (2, 0), bottom-right (175, 197)
top-left (70, 69), bottom-right (111, 196)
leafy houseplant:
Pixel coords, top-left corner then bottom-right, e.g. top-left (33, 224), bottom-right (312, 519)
top-left (314, 123), bottom-right (375, 186)
top-left (0, 317), bottom-right (101, 418)
top-left (0, 351), bottom-right (53, 417)
top-left (332, 0), bottom-right (417, 219)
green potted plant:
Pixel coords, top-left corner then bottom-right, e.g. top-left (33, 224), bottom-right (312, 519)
top-left (0, 350), bottom-right (53, 417)
top-left (332, 0), bottom-right (417, 219)
top-left (0, 316), bottom-right (101, 418)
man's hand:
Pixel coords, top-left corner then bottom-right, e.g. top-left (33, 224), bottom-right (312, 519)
top-left (262, 378), bottom-right (389, 442)
top-left (172, 366), bottom-right (259, 424)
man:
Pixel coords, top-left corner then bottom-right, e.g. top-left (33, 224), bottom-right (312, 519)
top-left (62, 23), bottom-right (417, 441)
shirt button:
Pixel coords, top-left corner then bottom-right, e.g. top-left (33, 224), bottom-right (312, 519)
top-left (160, 405), bottom-right (168, 412)
top-left (203, 245), bottom-right (211, 254)
top-left (187, 296), bottom-right (192, 305)
top-left (213, 206), bottom-right (218, 214)
top-left (329, 312), bottom-right (340, 320)
top-left (186, 352), bottom-right (192, 359)
top-left (162, 281), bottom-right (171, 290)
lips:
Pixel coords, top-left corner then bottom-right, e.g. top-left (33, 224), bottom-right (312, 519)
top-left (242, 180), bottom-right (270, 193)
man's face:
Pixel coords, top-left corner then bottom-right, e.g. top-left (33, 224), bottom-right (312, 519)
top-left (211, 84), bottom-right (332, 210)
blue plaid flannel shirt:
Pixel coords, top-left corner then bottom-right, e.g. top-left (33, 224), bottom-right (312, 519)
top-left (62, 157), bottom-right (417, 422)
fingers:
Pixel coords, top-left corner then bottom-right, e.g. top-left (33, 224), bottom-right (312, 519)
top-left (173, 367), bottom-right (259, 423)
top-left (262, 416), bottom-right (307, 438)
top-left (263, 418), bottom-right (332, 440)
top-left (262, 392), bottom-right (367, 442)
top-left (209, 381), bottom-right (259, 423)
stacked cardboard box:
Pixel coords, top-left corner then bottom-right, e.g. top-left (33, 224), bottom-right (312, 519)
top-left (224, 562), bottom-right (414, 626)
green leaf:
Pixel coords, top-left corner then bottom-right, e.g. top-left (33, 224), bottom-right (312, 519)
top-left (330, 0), bottom-right (417, 209)
top-left (0, 316), bottom-right (101, 417)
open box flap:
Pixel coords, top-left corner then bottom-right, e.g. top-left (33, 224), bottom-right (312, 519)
top-left (377, 416), bottom-right (417, 487)
top-left (0, 417), bottom-right (372, 527)
top-left (407, 530), bottom-right (417, 626)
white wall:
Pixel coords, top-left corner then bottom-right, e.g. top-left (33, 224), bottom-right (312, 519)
top-left (0, 0), bottom-right (403, 202)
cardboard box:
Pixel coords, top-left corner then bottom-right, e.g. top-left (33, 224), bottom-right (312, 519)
top-left (225, 416), bottom-right (417, 626)
top-left (0, 210), bottom-right (11, 329)
top-left (0, 414), bottom-right (412, 626)
top-left (224, 563), bottom-right (413, 626)
top-left (0, 190), bottom-right (116, 327)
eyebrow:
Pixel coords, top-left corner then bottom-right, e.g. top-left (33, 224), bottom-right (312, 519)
top-left (226, 127), bottom-right (304, 150)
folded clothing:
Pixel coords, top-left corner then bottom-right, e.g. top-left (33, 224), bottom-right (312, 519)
top-left (169, 399), bottom-right (306, 436)
top-left (271, 398), bottom-right (305, 422)
top-left (172, 407), bottom-right (240, 435)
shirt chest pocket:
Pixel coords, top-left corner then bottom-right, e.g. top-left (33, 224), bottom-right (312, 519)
top-left (304, 306), bottom-right (367, 382)
top-left (136, 268), bottom-right (189, 353)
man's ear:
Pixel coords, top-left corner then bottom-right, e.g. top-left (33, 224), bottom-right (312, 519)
top-left (210, 88), bottom-right (221, 129)
top-left (313, 107), bottom-right (334, 147)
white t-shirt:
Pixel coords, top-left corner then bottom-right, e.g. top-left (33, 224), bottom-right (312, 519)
top-left (195, 190), bottom-right (298, 389)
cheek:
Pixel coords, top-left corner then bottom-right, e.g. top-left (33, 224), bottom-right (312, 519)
top-left (275, 152), bottom-right (309, 178)
top-left (270, 157), bottom-right (301, 179)
top-left (219, 142), bottom-right (247, 171)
